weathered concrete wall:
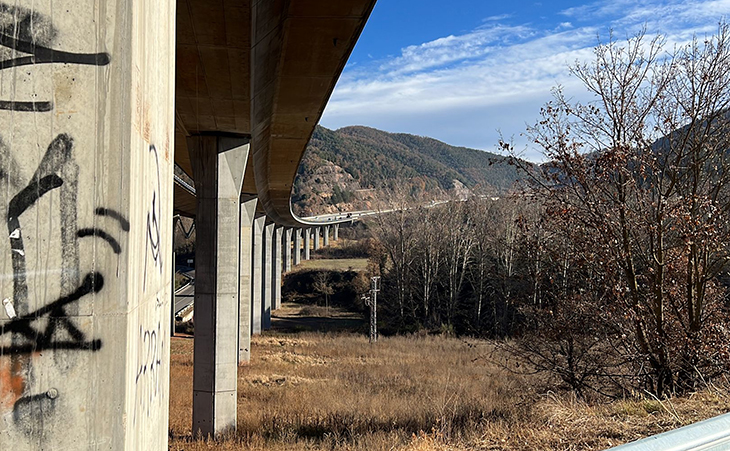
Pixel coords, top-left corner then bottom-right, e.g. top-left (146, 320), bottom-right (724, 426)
top-left (251, 216), bottom-right (265, 334)
top-left (238, 198), bottom-right (257, 364)
top-left (0, 0), bottom-right (175, 449)
top-left (304, 228), bottom-right (311, 260)
top-left (284, 228), bottom-right (292, 272)
top-left (294, 228), bottom-right (302, 266)
top-left (188, 137), bottom-right (248, 438)
top-left (273, 226), bottom-right (282, 310)
top-left (262, 222), bottom-right (273, 330)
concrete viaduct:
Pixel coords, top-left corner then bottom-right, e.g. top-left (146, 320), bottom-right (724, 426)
top-left (0, 0), bottom-right (375, 449)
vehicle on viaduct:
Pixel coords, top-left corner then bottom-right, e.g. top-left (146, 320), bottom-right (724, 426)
top-left (0, 0), bottom-right (375, 448)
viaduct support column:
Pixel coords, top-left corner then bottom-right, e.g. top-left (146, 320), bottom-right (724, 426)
top-left (0, 1), bottom-right (175, 448)
top-left (262, 222), bottom-right (274, 330)
top-left (284, 228), bottom-right (293, 272)
top-left (294, 229), bottom-right (302, 266)
top-left (314, 227), bottom-right (321, 250)
top-left (324, 225), bottom-right (330, 246)
top-left (334, 224), bottom-right (340, 241)
top-left (274, 227), bottom-right (283, 310)
top-left (189, 135), bottom-right (249, 438)
top-left (238, 198), bottom-right (257, 364)
top-left (304, 228), bottom-right (311, 260)
top-left (252, 216), bottom-right (266, 334)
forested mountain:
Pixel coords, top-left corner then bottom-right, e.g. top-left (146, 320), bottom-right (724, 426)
top-left (292, 125), bottom-right (527, 216)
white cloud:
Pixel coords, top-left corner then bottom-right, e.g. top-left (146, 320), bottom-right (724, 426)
top-left (483, 14), bottom-right (513, 22)
top-left (321, 0), bottom-right (730, 162)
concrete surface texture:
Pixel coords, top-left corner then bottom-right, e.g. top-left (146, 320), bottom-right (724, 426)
top-left (284, 228), bottom-right (293, 272)
top-left (324, 225), bottom-right (330, 246)
top-left (238, 198), bottom-right (257, 364)
top-left (334, 224), bottom-right (340, 241)
top-left (0, 0), bottom-right (175, 449)
top-left (262, 223), bottom-right (274, 330)
top-left (294, 229), bottom-right (302, 266)
top-left (314, 227), bottom-right (321, 250)
top-left (274, 227), bottom-right (283, 310)
top-left (173, 0), bottom-right (377, 226)
top-left (252, 216), bottom-right (266, 334)
top-left (304, 228), bottom-right (311, 260)
top-left (189, 136), bottom-right (249, 438)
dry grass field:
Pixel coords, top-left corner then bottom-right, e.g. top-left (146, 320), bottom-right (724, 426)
top-left (293, 258), bottom-right (369, 272)
top-left (168, 303), bottom-right (730, 451)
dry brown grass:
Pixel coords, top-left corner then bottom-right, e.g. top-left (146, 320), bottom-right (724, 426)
top-left (168, 308), bottom-right (730, 450)
top-left (294, 258), bottom-right (369, 272)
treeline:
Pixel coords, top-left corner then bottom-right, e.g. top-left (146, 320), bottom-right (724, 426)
top-left (368, 25), bottom-right (730, 399)
top-left (367, 196), bottom-right (533, 338)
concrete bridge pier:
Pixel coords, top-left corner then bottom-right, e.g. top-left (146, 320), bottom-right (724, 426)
top-left (294, 229), bottom-right (302, 266)
top-left (324, 225), bottom-right (330, 246)
top-left (238, 198), bottom-right (257, 364)
top-left (284, 228), bottom-right (293, 272)
top-left (334, 224), bottom-right (340, 241)
top-left (188, 135), bottom-right (250, 438)
top-left (0, 0), bottom-right (175, 447)
top-left (304, 228), bottom-right (311, 260)
top-left (314, 227), bottom-right (321, 250)
top-left (252, 216), bottom-right (266, 334)
top-left (274, 226), bottom-right (283, 310)
top-left (262, 222), bottom-right (275, 330)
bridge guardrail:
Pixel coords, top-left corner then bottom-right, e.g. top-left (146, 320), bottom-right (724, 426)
top-left (607, 412), bottom-right (730, 451)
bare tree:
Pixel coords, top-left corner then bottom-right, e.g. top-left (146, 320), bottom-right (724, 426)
top-left (440, 200), bottom-right (475, 326)
top-left (371, 185), bottom-right (418, 322)
top-left (517, 25), bottom-right (730, 395)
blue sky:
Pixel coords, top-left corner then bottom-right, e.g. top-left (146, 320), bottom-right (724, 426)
top-left (319, 0), bottom-right (730, 161)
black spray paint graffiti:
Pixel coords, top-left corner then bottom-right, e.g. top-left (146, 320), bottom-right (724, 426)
top-left (0, 3), bottom-right (110, 112)
top-left (0, 134), bottom-right (129, 355)
top-left (0, 1), bottom-right (118, 439)
top-left (134, 319), bottom-right (164, 424)
top-left (144, 144), bottom-right (163, 290)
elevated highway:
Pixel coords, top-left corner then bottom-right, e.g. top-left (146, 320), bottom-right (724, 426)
top-left (0, 0), bottom-right (375, 448)
top-left (172, 0), bottom-right (375, 226)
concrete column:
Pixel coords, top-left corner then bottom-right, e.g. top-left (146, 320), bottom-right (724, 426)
top-left (0, 2), bottom-right (175, 448)
top-left (304, 228), bottom-right (311, 260)
top-left (334, 224), bottom-right (340, 241)
top-left (189, 136), bottom-right (249, 438)
top-left (238, 198), bottom-right (257, 364)
top-left (284, 228), bottom-right (293, 272)
top-left (251, 216), bottom-right (266, 334)
top-left (294, 229), bottom-right (302, 266)
top-left (262, 222), bottom-right (274, 330)
top-left (314, 227), bottom-right (321, 250)
top-left (324, 225), bottom-right (330, 246)
top-left (273, 227), bottom-right (283, 310)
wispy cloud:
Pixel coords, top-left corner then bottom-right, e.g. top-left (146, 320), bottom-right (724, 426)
top-left (322, 0), bottom-right (730, 161)
top-left (483, 14), bottom-right (513, 22)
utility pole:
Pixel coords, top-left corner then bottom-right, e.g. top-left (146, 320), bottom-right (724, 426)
top-left (362, 276), bottom-right (380, 343)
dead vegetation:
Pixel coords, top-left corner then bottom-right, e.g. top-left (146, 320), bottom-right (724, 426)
top-left (168, 318), bottom-right (730, 450)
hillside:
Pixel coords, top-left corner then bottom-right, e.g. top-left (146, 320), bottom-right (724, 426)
top-left (292, 125), bottom-right (525, 216)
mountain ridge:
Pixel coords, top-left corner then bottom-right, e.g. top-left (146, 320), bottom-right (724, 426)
top-left (291, 125), bottom-right (526, 216)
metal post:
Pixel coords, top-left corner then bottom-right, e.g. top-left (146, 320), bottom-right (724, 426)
top-left (371, 276), bottom-right (379, 343)
top-left (363, 276), bottom-right (380, 343)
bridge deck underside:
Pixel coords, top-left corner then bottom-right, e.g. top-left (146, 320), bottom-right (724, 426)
top-left (173, 0), bottom-right (376, 223)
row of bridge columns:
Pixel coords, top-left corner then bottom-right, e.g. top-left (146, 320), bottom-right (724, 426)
top-left (188, 138), bottom-right (341, 437)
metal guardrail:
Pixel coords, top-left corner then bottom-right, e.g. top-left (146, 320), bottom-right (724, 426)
top-left (174, 173), bottom-right (196, 195)
top-left (608, 412), bottom-right (730, 450)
